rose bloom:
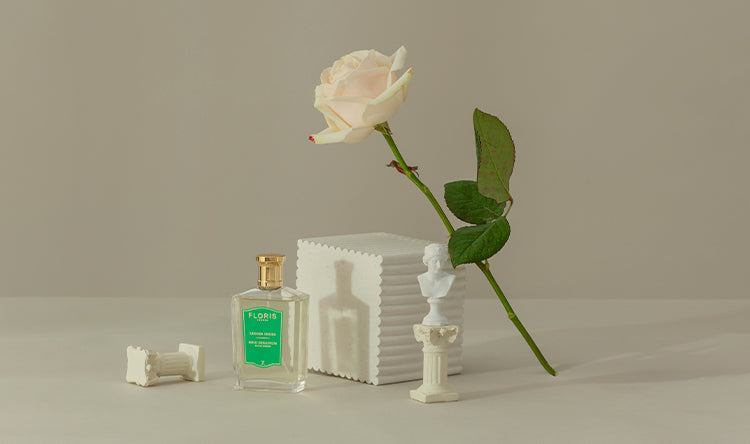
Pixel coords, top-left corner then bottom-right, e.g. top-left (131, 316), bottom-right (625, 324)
top-left (309, 46), bottom-right (412, 144)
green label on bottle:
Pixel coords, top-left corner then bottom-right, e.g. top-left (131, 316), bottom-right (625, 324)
top-left (243, 307), bottom-right (283, 368)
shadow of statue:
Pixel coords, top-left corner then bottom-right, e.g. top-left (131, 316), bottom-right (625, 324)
top-left (318, 260), bottom-right (370, 381)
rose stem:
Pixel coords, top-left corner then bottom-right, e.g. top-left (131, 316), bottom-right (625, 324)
top-left (374, 122), bottom-right (557, 376)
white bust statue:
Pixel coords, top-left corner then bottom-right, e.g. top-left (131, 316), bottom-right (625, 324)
top-left (418, 243), bottom-right (456, 326)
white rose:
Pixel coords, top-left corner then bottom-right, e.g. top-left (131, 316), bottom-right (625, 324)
top-left (309, 46), bottom-right (412, 144)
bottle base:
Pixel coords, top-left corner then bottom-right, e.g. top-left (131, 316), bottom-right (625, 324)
top-left (234, 378), bottom-right (306, 393)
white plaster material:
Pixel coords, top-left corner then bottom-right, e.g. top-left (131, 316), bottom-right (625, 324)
top-left (297, 232), bottom-right (465, 385)
top-left (410, 324), bottom-right (460, 403)
top-left (418, 243), bottom-right (456, 326)
top-left (126, 343), bottom-right (205, 387)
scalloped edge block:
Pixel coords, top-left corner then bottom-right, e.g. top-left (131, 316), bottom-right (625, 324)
top-left (297, 232), bottom-right (464, 385)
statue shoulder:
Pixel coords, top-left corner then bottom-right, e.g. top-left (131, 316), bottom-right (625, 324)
top-left (441, 273), bottom-right (456, 285)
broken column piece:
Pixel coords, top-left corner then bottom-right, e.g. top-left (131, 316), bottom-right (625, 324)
top-left (126, 343), bottom-right (205, 387)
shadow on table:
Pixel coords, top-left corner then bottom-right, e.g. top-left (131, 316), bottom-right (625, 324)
top-left (461, 307), bottom-right (750, 397)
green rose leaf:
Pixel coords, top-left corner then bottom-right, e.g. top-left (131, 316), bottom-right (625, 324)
top-left (448, 216), bottom-right (511, 267)
top-left (474, 108), bottom-right (515, 204)
top-left (444, 180), bottom-right (506, 225)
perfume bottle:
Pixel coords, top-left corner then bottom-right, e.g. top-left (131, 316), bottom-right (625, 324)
top-left (231, 254), bottom-right (309, 392)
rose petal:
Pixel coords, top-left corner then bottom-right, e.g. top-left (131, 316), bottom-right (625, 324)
top-left (314, 99), bottom-right (346, 130)
top-left (376, 50), bottom-right (392, 67)
top-left (316, 95), bottom-right (371, 128)
top-left (361, 68), bottom-right (412, 126)
top-left (333, 66), bottom-right (389, 98)
top-left (316, 83), bottom-right (337, 99)
top-left (320, 68), bottom-right (332, 84)
top-left (388, 46), bottom-right (407, 85)
top-left (347, 50), bottom-right (371, 62)
top-left (329, 54), bottom-right (362, 83)
top-left (309, 126), bottom-right (374, 144)
top-left (356, 50), bottom-right (380, 70)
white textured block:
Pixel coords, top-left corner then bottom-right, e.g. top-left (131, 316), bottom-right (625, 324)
top-left (297, 232), bottom-right (465, 385)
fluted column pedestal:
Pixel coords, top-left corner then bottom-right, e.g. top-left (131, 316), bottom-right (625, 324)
top-left (126, 343), bottom-right (205, 387)
top-left (410, 324), bottom-right (460, 403)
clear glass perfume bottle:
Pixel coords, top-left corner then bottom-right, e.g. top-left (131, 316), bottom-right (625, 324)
top-left (231, 254), bottom-right (309, 393)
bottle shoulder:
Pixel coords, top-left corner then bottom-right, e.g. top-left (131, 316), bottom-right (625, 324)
top-left (232, 286), bottom-right (309, 302)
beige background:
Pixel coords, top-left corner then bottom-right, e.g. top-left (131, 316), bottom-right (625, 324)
top-left (1, 0), bottom-right (748, 300)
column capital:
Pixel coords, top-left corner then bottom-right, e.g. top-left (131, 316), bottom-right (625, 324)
top-left (413, 324), bottom-right (460, 347)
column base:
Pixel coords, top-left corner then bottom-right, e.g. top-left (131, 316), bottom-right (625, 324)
top-left (410, 387), bottom-right (459, 403)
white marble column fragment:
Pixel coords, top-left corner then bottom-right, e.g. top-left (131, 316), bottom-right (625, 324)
top-left (126, 343), bottom-right (205, 387)
top-left (410, 324), bottom-right (460, 403)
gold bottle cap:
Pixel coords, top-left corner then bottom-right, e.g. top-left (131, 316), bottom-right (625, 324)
top-left (256, 254), bottom-right (285, 289)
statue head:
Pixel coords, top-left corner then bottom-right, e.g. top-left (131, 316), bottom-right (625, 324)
top-left (423, 243), bottom-right (450, 273)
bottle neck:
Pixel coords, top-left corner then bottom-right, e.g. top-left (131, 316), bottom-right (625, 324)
top-left (259, 285), bottom-right (282, 291)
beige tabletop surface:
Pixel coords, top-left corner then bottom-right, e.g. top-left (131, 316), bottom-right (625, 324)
top-left (1, 297), bottom-right (748, 443)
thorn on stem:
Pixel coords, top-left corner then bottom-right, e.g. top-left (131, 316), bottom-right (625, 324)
top-left (386, 160), bottom-right (419, 177)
